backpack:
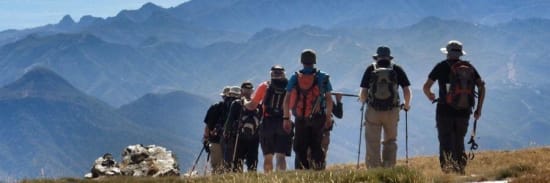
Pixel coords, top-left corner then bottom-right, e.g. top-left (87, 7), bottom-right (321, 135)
top-left (290, 69), bottom-right (325, 118)
top-left (368, 63), bottom-right (400, 111)
top-left (238, 100), bottom-right (260, 140)
top-left (205, 100), bottom-right (230, 143)
top-left (446, 60), bottom-right (476, 110)
top-left (262, 80), bottom-right (288, 118)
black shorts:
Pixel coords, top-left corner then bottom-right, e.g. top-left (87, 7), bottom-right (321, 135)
top-left (259, 117), bottom-right (292, 156)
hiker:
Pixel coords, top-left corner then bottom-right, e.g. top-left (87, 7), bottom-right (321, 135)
top-left (423, 40), bottom-right (485, 174)
top-left (220, 86), bottom-right (243, 171)
top-left (224, 83), bottom-right (261, 172)
top-left (299, 93), bottom-right (343, 170)
top-left (203, 86), bottom-right (235, 174)
top-left (244, 65), bottom-right (293, 172)
top-left (359, 46), bottom-right (412, 168)
top-left (283, 49), bottom-right (333, 170)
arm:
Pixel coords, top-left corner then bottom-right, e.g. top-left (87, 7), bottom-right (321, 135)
top-left (244, 99), bottom-right (259, 111)
top-left (325, 91), bottom-right (333, 117)
top-left (402, 86), bottom-right (412, 111)
top-left (283, 75), bottom-right (297, 133)
top-left (474, 79), bottom-right (486, 120)
top-left (203, 126), bottom-right (210, 140)
top-left (245, 83), bottom-right (266, 110)
top-left (359, 87), bottom-right (368, 104)
top-left (203, 105), bottom-right (217, 139)
top-left (282, 92), bottom-right (292, 133)
top-left (423, 79), bottom-right (436, 102)
top-left (323, 74), bottom-right (333, 129)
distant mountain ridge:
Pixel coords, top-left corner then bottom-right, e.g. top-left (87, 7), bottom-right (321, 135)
top-left (3, 0), bottom-right (550, 47)
top-left (0, 67), bottom-right (207, 178)
top-left (117, 90), bottom-right (212, 144)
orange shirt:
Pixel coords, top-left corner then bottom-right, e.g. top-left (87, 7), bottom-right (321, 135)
top-left (250, 81), bottom-right (269, 104)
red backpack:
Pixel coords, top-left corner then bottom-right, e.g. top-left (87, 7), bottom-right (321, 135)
top-left (446, 60), bottom-right (476, 110)
top-left (289, 70), bottom-right (322, 118)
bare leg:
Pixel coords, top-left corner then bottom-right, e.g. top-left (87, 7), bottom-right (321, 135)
top-left (275, 153), bottom-right (287, 171)
top-left (263, 154), bottom-right (273, 173)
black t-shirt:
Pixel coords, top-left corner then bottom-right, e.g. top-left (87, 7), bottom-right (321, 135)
top-left (428, 59), bottom-right (481, 117)
top-left (360, 60), bottom-right (411, 89)
top-left (203, 99), bottom-right (232, 130)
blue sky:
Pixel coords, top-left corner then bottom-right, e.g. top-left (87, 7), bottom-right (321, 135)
top-left (0, 0), bottom-right (189, 31)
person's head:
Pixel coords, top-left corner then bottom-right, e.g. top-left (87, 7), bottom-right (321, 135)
top-left (227, 86), bottom-right (241, 99)
top-left (372, 46), bottom-right (394, 62)
top-left (270, 65), bottom-right (286, 80)
top-left (300, 49), bottom-right (316, 67)
top-left (440, 40), bottom-right (466, 60)
top-left (220, 86), bottom-right (230, 99)
top-left (240, 81), bottom-right (253, 99)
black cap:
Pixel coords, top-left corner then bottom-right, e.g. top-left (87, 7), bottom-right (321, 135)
top-left (241, 81), bottom-right (253, 89)
top-left (301, 49), bottom-right (316, 65)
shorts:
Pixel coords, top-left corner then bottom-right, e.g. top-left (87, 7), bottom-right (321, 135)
top-left (259, 117), bottom-right (293, 156)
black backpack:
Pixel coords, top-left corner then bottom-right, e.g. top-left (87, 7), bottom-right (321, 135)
top-left (206, 100), bottom-right (231, 142)
top-left (262, 79), bottom-right (288, 118)
top-left (238, 100), bottom-right (260, 140)
top-left (368, 63), bottom-right (400, 111)
top-left (446, 60), bottom-right (476, 110)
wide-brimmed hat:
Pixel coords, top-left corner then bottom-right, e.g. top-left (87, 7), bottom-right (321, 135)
top-left (228, 86), bottom-right (241, 96)
top-left (372, 46), bottom-right (394, 60)
top-left (271, 64), bottom-right (285, 71)
top-left (219, 86), bottom-right (230, 96)
top-left (440, 40), bottom-right (466, 56)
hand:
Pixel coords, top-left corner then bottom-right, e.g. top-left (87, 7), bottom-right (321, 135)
top-left (324, 116), bottom-right (333, 129)
top-left (474, 109), bottom-right (481, 120)
top-left (334, 93), bottom-right (343, 102)
top-left (202, 139), bottom-right (210, 153)
top-left (427, 92), bottom-right (436, 102)
top-left (403, 104), bottom-right (411, 112)
top-left (358, 96), bottom-right (367, 104)
top-left (283, 119), bottom-right (292, 134)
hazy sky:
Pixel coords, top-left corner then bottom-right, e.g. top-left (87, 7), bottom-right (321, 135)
top-left (0, 0), bottom-right (189, 31)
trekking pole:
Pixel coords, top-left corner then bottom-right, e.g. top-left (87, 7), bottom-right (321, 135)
top-left (400, 104), bottom-right (409, 166)
top-left (331, 92), bottom-right (359, 97)
top-left (467, 120), bottom-right (479, 160)
top-left (203, 149), bottom-right (210, 176)
top-left (189, 146), bottom-right (206, 175)
top-left (357, 102), bottom-right (366, 169)
top-left (232, 131), bottom-right (240, 168)
top-left (405, 108), bottom-right (409, 165)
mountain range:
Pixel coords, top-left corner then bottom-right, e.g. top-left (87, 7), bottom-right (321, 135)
top-left (1, 0), bottom-right (550, 179)
top-left (0, 67), bottom-right (210, 178)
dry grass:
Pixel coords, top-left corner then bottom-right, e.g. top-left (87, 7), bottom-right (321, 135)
top-left (22, 147), bottom-right (550, 183)
top-left (397, 147), bottom-right (550, 182)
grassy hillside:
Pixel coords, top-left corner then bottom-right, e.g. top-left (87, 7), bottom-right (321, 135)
top-left (21, 147), bottom-right (550, 183)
